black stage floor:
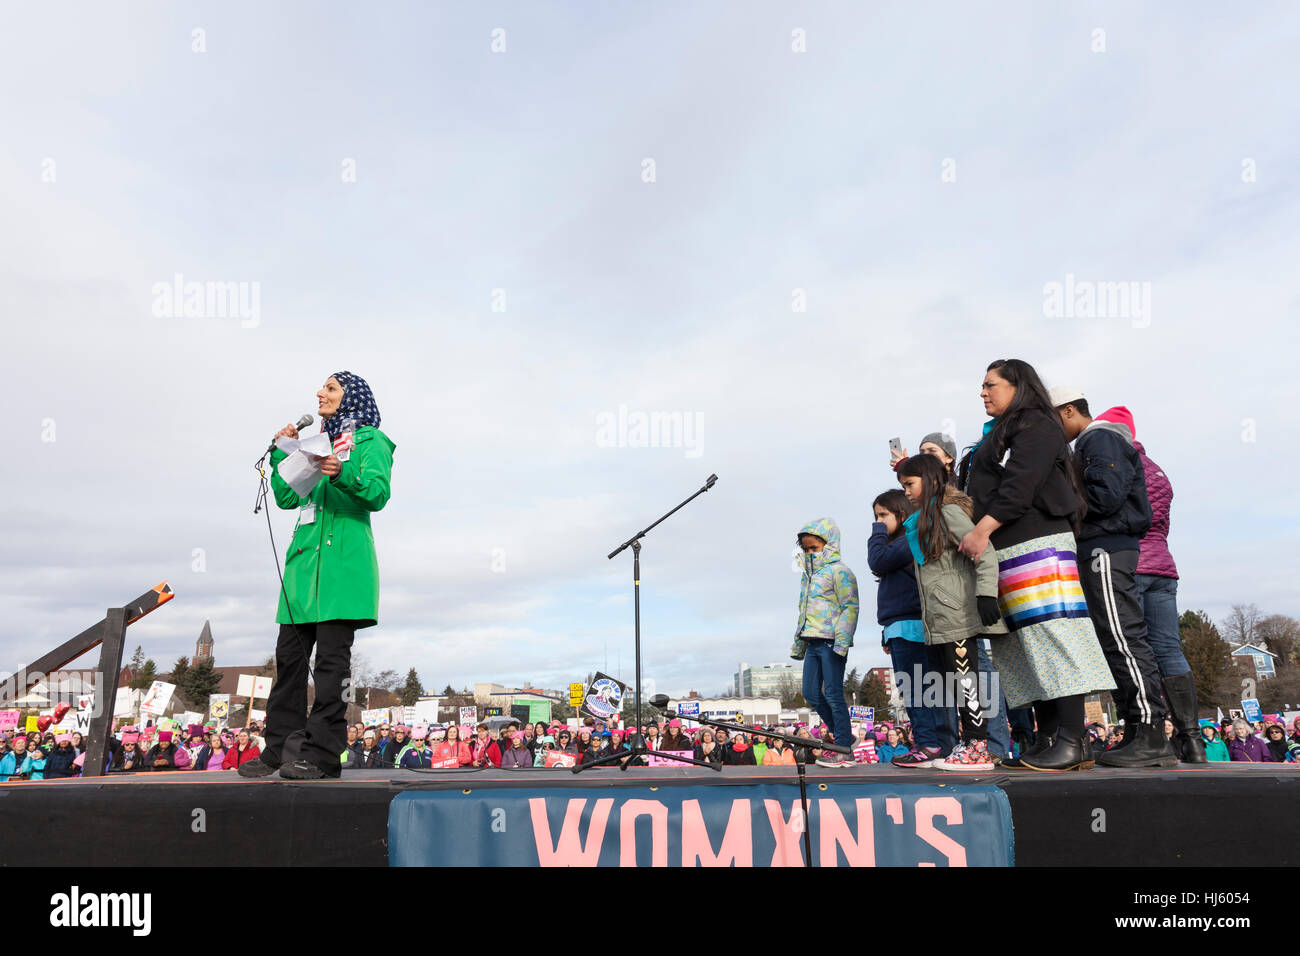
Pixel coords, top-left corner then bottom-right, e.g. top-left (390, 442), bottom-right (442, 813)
top-left (2, 763), bottom-right (1294, 867)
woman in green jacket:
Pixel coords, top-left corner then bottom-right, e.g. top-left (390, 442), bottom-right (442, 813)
top-left (239, 371), bottom-right (395, 781)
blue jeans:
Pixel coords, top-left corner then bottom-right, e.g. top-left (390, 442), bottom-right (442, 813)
top-left (1135, 574), bottom-right (1190, 677)
top-left (978, 640), bottom-right (1011, 759)
top-left (802, 640), bottom-right (852, 750)
top-left (886, 638), bottom-right (953, 753)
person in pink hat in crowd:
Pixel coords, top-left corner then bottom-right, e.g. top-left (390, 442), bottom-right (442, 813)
top-left (44, 733), bottom-right (80, 778)
top-left (222, 729), bottom-right (261, 770)
top-left (179, 725), bottom-right (206, 770)
top-left (110, 728), bottom-right (146, 772)
top-left (143, 731), bottom-right (182, 770)
top-left (398, 725), bottom-right (434, 769)
top-left (1092, 405), bottom-right (1205, 764)
top-left (499, 731), bottom-right (533, 769)
top-left (660, 719), bottom-right (690, 753)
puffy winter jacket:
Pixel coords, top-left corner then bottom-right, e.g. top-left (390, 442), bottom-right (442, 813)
top-left (907, 487), bottom-right (1008, 645)
top-left (790, 518), bottom-right (860, 660)
top-left (1074, 421), bottom-right (1152, 551)
top-left (1228, 735), bottom-right (1271, 762)
top-left (1132, 440), bottom-right (1178, 578)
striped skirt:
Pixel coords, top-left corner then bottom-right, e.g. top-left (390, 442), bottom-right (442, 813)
top-left (987, 531), bottom-right (1116, 709)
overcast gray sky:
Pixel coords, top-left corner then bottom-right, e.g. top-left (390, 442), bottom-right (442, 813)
top-left (3, 2), bottom-right (1298, 698)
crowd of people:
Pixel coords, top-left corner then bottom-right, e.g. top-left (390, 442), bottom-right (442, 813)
top-left (1, 708), bottom-right (1296, 782)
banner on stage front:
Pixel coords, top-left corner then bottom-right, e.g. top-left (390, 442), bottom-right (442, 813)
top-left (139, 681), bottom-right (176, 718)
top-left (580, 672), bottom-right (627, 724)
top-left (389, 782), bottom-right (1015, 867)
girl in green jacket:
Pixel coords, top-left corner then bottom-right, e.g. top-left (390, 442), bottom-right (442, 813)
top-left (240, 371), bottom-right (395, 781)
top-left (1200, 725), bottom-right (1230, 762)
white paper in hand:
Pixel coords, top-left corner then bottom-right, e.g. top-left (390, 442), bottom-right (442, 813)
top-left (275, 433), bottom-right (334, 496)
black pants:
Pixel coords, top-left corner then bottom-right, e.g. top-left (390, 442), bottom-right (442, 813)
top-left (262, 620), bottom-right (356, 773)
top-left (1078, 547), bottom-right (1167, 726)
top-left (938, 638), bottom-right (987, 741)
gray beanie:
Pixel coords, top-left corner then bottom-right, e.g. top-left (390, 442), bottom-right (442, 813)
top-left (919, 432), bottom-right (957, 460)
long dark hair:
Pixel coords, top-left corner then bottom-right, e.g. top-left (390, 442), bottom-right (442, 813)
top-left (896, 455), bottom-right (951, 563)
top-left (957, 358), bottom-right (1087, 531)
top-left (872, 490), bottom-right (913, 542)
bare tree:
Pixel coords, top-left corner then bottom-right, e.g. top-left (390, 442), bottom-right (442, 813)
top-left (1257, 615), bottom-right (1299, 671)
top-left (1222, 604), bottom-right (1261, 648)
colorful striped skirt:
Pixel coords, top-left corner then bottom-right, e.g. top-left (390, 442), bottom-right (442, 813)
top-left (987, 531), bottom-right (1116, 708)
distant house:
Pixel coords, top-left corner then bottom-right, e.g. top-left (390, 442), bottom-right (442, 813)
top-left (1230, 643), bottom-right (1278, 680)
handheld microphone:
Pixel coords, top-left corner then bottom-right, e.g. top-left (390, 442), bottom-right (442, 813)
top-left (265, 414), bottom-right (315, 454)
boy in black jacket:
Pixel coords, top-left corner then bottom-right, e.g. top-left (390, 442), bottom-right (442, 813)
top-left (1053, 386), bottom-right (1176, 768)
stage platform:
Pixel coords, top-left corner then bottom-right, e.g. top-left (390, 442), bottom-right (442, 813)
top-left (2, 763), bottom-right (1294, 867)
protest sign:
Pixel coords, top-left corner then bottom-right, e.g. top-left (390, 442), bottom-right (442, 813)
top-left (459, 706), bottom-right (478, 727)
top-left (113, 687), bottom-right (136, 718)
top-left (676, 701), bottom-right (701, 718)
top-left (209, 695), bottom-right (230, 722)
top-left (252, 676), bottom-right (273, 700)
top-left (569, 683), bottom-right (585, 707)
top-left (1241, 699), bottom-right (1263, 724)
top-left (25, 716), bottom-right (39, 733)
top-left (413, 699), bottom-right (439, 724)
top-left (362, 708), bottom-right (390, 726)
top-left (0, 711), bottom-right (18, 732)
top-left (1083, 700), bottom-right (1105, 725)
top-left (544, 751), bottom-right (577, 769)
top-left (236, 674), bottom-right (256, 697)
top-left (580, 672), bottom-right (627, 724)
top-left (249, 709), bottom-right (266, 723)
top-left (139, 681), bottom-right (176, 718)
top-left (849, 705), bottom-right (875, 722)
top-left (648, 751), bottom-right (694, 767)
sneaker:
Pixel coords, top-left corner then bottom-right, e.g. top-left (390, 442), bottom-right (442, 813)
top-left (278, 759), bottom-right (341, 780)
top-left (892, 746), bottom-right (943, 768)
top-left (236, 757), bottom-right (280, 778)
top-left (935, 740), bottom-right (996, 773)
top-left (815, 751), bottom-right (853, 768)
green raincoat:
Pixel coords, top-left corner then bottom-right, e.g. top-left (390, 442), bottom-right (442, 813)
top-left (269, 425), bottom-right (395, 627)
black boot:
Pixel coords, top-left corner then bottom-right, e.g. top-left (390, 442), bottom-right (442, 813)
top-left (1162, 673), bottom-right (1208, 764)
top-left (1021, 732), bottom-right (1091, 772)
top-left (1096, 723), bottom-right (1178, 768)
top-left (1000, 732), bottom-right (1053, 770)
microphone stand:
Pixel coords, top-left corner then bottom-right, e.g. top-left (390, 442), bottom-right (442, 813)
top-left (647, 699), bottom-right (852, 868)
top-left (596, 475), bottom-right (718, 772)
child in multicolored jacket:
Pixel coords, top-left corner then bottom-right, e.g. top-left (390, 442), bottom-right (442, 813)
top-left (790, 518), bottom-right (859, 768)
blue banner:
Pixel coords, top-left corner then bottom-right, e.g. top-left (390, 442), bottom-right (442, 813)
top-left (389, 782), bottom-right (1013, 867)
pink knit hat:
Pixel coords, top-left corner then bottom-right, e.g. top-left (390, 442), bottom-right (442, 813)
top-left (1094, 406), bottom-right (1136, 440)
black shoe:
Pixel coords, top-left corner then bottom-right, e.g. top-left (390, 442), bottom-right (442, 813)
top-left (1000, 733), bottom-right (1053, 770)
top-left (1176, 732), bottom-right (1208, 764)
top-left (1096, 723), bottom-right (1179, 768)
top-left (236, 757), bottom-right (280, 778)
top-left (278, 759), bottom-right (339, 780)
top-left (1021, 732), bottom-right (1092, 772)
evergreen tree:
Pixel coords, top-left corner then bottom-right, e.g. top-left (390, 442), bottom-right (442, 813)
top-left (1180, 610), bottom-right (1233, 711)
top-left (843, 668), bottom-right (861, 705)
top-left (131, 659), bottom-right (158, 691)
top-left (128, 645), bottom-right (145, 681)
top-left (400, 668), bottom-right (424, 706)
top-left (859, 671), bottom-right (893, 722)
top-left (181, 658), bottom-right (223, 712)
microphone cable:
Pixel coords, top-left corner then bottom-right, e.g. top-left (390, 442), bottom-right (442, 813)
top-left (253, 447), bottom-right (317, 688)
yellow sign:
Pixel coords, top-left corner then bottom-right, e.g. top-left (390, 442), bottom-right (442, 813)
top-left (569, 682), bottom-right (585, 706)
top-left (25, 716), bottom-right (39, 733)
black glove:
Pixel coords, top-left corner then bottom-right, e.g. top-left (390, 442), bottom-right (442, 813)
top-left (977, 595), bottom-right (1002, 627)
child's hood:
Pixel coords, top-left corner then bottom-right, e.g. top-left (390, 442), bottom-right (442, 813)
top-left (941, 485), bottom-right (975, 519)
top-left (797, 517), bottom-right (843, 564)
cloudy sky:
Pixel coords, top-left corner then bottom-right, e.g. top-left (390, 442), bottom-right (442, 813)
top-left (3, 2), bottom-right (1298, 700)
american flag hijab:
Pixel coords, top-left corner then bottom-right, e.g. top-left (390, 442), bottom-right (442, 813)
top-left (323, 370), bottom-right (381, 441)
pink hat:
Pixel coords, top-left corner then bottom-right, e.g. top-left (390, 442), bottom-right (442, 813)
top-left (1095, 406), bottom-right (1136, 440)
top-left (158, 731), bottom-right (173, 743)
top-left (73, 752), bottom-right (86, 768)
top-left (511, 731), bottom-right (525, 745)
top-left (668, 718), bottom-right (681, 728)
top-left (412, 724), bottom-right (428, 740)
top-left (122, 732), bottom-right (140, 744)
top-left (56, 733), bottom-right (72, 745)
